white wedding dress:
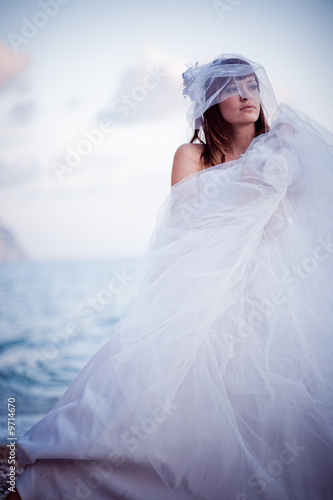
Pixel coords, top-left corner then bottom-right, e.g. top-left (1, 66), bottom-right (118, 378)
top-left (17, 104), bottom-right (333, 499)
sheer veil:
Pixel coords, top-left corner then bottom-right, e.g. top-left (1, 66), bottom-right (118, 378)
top-left (182, 53), bottom-right (278, 128)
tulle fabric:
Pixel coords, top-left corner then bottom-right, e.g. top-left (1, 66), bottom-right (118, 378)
top-left (17, 105), bottom-right (333, 499)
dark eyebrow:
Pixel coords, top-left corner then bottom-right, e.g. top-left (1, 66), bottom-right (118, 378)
top-left (235, 75), bottom-right (257, 82)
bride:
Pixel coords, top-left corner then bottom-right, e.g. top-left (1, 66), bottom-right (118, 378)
top-left (9, 54), bottom-right (333, 499)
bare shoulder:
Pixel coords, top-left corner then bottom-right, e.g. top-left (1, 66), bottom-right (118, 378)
top-left (171, 143), bottom-right (204, 186)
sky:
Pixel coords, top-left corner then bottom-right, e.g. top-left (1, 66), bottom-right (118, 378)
top-left (0, 0), bottom-right (332, 261)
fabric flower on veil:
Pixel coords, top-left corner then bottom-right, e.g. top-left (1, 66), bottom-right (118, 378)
top-left (182, 62), bottom-right (199, 99)
top-left (182, 62), bottom-right (203, 127)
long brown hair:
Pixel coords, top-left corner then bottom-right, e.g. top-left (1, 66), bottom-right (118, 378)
top-left (190, 58), bottom-right (269, 168)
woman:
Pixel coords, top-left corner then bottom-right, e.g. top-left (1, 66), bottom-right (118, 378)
top-left (172, 56), bottom-right (270, 184)
top-left (9, 54), bottom-right (333, 499)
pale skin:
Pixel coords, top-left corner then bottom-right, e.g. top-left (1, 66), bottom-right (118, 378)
top-left (6, 78), bottom-right (260, 500)
top-left (171, 75), bottom-right (261, 186)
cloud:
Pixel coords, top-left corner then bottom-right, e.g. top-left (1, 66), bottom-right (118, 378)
top-left (96, 59), bottom-right (182, 126)
top-left (65, 96), bottom-right (82, 111)
top-left (0, 39), bottom-right (29, 88)
top-left (7, 100), bottom-right (37, 124)
top-left (0, 159), bottom-right (41, 186)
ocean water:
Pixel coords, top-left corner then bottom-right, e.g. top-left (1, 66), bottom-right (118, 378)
top-left (0, 258), bottom-right (139, 443)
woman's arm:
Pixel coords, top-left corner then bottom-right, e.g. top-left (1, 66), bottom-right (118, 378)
top-left (171, 144), bottom-right (203, 186)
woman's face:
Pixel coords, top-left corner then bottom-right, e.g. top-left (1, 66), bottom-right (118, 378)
top-left (217, 75), bottom-right (261, 126)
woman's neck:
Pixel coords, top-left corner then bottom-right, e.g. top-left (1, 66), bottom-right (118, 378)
top-left (224, 123), bottom-right (256, 161)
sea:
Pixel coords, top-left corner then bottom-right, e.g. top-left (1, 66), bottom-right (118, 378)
top-left (0, 258), bottom-right (139, 444)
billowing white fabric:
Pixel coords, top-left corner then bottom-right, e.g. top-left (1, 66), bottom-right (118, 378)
top-left (17, 104), bottom-right (333, 499)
